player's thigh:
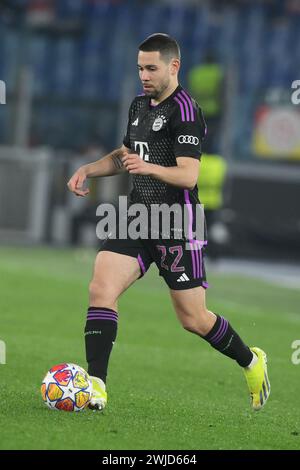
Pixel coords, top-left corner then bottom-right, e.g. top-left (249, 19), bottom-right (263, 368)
top-left (89, 250), bottom-right (141, 304)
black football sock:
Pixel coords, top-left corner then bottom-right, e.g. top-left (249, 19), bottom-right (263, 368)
top-left (203, 315), bottom-right (253, 367)
top-left (84, 307), bottom-right (118, 384)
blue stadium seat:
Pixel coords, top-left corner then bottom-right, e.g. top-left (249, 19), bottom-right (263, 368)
top-left (1, 1), bottom-right (299, 152)
top-left (28, 35), bottom-right (52, 97)
top-left (52, 38), bottom-right (77, 98)
top-left (0, 27), bottom-right (19, 94)
top-left (55, 0), bottom-right (84, 21)
top-left (0, 22), bottom-right (7, 82)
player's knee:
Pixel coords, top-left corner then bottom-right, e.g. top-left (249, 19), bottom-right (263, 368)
top-left (182, 322), bottom-right (200, 335)
top-left (181, 308), bottom-right (214, 336)
top-left (89, 279), bottom-right (116, 306)
top-left (182, 321), bottom-right (207, 336)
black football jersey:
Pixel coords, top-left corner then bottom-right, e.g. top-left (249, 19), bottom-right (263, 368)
top-left (123, 84), bottom-right (207, 208)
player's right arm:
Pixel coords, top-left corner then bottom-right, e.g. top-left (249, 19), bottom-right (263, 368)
top-left (67, 145), bottom-right (129, 197)
top-left (68, 98), bottom-right (136, 197)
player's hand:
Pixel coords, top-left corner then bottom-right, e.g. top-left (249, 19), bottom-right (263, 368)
top-left (122, 153), bottom-right (151, 176)
top-left (67, 168), bottom-right (90, 197)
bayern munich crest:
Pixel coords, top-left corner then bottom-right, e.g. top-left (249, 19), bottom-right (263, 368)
top-left (152, 115), bottom-right (167, 131)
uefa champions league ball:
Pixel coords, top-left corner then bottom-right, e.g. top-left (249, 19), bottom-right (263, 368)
top-left (41, 363), bottom-right (92, 412)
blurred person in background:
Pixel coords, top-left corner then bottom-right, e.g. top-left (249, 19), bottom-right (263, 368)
top-left (69, 142), bottom-right (107, 246)
top-left (188, 51), bottom-right (224, 154)
top-left (197, 153), bottom-right (228, 261)
top-left (188, 50), bottom-right (227, 260)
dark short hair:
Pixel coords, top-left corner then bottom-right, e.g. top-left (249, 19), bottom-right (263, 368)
top-left (138, 33), bottom-right (181, 63)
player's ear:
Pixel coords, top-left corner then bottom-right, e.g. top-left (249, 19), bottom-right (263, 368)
top-left (170, 58), bottom-right (180, 75)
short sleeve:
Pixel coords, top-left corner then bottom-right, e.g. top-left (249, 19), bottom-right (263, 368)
top-left (170, 99), bottom-right (207, 160)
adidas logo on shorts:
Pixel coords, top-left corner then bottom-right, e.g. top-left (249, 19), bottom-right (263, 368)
top-left (177, 273), bottom-right (190, 282)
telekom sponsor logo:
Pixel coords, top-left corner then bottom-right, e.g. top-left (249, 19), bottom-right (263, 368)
top-left (134, 141), bottom-right (149, 161)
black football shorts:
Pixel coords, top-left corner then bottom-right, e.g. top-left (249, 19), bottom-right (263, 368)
top-left (99, 231), bottom-right (208, 291)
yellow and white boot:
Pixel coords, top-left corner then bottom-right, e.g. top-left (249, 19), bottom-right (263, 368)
top-left (89, 376), bottom-right (107, 411)
top-left (243, 347), bottom-right (270, 411)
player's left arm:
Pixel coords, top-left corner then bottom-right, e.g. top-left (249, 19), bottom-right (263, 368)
top-left (155, 156), bottom-right (201, 190)
top-left (122, 155), bottom-right (199, 190)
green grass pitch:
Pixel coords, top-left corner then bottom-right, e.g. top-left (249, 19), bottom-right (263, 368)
top-left (0, 246), bottom-right (300, 450)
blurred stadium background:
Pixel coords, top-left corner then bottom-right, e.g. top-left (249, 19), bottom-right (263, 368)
top-left (1, 0), bottom-right (300, 451)
top-left (0, 0), bottom-right (299, 260)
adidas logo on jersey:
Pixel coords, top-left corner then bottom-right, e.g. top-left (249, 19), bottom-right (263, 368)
top-left (132, 117), bottom-right (139, 126)
top-left (177, 273), bottom-right (190, 282)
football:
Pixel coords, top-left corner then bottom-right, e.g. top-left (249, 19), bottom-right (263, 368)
top-left (41, 363), bottom-right (93, 412)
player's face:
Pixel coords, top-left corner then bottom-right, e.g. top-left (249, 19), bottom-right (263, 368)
top-left (137, 50), bottom-right (178, 100)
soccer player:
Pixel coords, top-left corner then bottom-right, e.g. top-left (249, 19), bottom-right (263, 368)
top-left (67, 34), bottom-right (270, 412)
